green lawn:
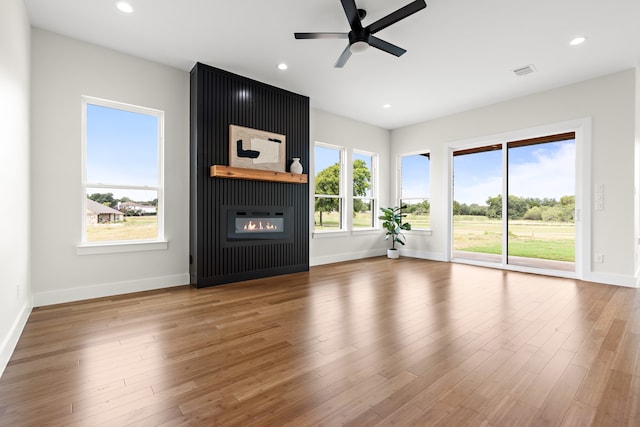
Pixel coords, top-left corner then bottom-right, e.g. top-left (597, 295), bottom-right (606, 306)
top-left (87, 216), bottom-right (158, 241)
top-left (454, 216), bottom-right (575, 262)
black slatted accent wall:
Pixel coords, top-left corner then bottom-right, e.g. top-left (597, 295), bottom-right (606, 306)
top-left (190, 63), bottom-right (310, 288)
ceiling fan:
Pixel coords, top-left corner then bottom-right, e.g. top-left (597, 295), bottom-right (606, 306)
top-left (294, 0), bottom-right (427, 68)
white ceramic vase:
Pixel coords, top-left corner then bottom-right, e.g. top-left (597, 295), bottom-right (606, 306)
top-left (291, 158), bottom-right (303, 174)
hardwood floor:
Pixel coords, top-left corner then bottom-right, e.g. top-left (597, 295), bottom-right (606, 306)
top-left (1, 258), bottom-right (639, 426)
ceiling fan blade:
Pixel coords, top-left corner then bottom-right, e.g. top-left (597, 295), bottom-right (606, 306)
top-left (340, 0), bottom-right (363, 31)
top-left (369, 36), bottom-right (407, 57)
top-left (334, 44), bottom-right (353, 68)
top-left (294, 32), bottom-right (349, 40)
top-left (367, 0), bottom-right (426, 34)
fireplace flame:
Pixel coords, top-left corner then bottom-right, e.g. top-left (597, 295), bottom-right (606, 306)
top-left (243, 220), bottom-right (278, 231)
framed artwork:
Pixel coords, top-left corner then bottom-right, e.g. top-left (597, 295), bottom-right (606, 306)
top-left (229, 125), bottom-right (286, 172)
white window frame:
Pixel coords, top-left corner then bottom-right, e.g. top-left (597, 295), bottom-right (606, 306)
top-left (313, 141), bottom-right (346, 234)
top-left (352, 149), bottom-right (378, 230)
top-left (78, 96), bottom-right (166, 255)
top-left (398, 150), bottom-right (431, 232)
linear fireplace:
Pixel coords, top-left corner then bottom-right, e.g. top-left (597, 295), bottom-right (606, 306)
top-left (225, 206), bottom-right (292, 243)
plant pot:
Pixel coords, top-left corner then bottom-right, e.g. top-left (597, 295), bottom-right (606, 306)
top-left (387, 248), bottom-right (400, 259)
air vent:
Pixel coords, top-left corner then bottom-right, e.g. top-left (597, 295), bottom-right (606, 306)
top-left (513, 64), bottom-right (536, 76)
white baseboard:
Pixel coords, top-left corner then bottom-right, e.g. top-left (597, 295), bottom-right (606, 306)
top-left (310, 249), bottom-right (449, 266)
top-left (399, 249), bottom-right (448, 262)
top-left (33, 273), bottom-right (190, 307)
top-left (585, 271), bottom-right (638, 288)
top-left (0, 300), bottom-right (32, 378)
top-left (310, 249), bottom-right (386, 266)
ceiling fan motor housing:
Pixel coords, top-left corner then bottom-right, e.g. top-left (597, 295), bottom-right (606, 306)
top-left (348, 30), bottom-right (370, 47)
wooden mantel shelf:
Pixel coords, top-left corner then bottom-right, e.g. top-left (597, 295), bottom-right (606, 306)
top-left (210, 165), bottom-right (308, 184)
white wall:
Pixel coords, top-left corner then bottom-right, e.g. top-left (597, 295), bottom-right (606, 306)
top-left (391, 70), bottom-right (637, 286)
top-left (0, 0), bottom-right (32, 375)
top-left (310, 109), bottom-right (391, 265)
top-left (636, 66), bottom-right (640, 283)
top-left (30, 29), bottom-right (190, 305)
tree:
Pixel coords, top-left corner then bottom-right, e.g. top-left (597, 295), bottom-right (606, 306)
top-left (315, 160), bottom-right (371, 225)
top-left (453, 200), bottom-right (461, 216)
top-left (486, 195), bottom-right (502, 219)
top-left (467, 203), bottom-right (487, 216)
top-left (352, 159), bottom-right (371, 214)
top-left (414, 200), bottom-right (430, 215)
top-left (560, 195), bottom-right (575, 206)
top-left (352, 159), bottom-right (371, 198)
top-left (523, 206), bottom-right (543, 220)
top-left (507, 195), bottom-right (528, 219)
top-left (456, 193), bottom-right (574, 222)
top-left (88, 192), bottom-right (116, 208)
top-left (315, 163), bottom-right (341, 226)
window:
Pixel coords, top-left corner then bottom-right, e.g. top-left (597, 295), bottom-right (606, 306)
top-left (82, 97), bottom-right (163, 244)
top-left (314, 143), bottom-right (345, 231)
top-left (400, 152), bottom-right (430, 229)
top-left (353, 151), bottom-right (376, 229)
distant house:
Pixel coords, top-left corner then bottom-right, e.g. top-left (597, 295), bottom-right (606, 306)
top-left (117, 201), bottom-right (157, 215)
top-left (86, 199), bottom-right (124, 224)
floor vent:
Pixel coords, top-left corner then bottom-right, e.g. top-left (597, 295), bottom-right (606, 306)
top-left (513, 64), bottom-right (536, 76)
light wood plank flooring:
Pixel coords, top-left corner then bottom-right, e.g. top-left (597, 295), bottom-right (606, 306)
top-left (1, 258), bottom-right (639, 426)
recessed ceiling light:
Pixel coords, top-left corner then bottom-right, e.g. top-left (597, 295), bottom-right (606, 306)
top-left (277, 63), bottom-right (288, 70)
top-left (570, 36), bottom-right (586, 46)
top-left (115, 1), bottom-right (134, 13)
top-left (383, 104), bottom-right (391, 109)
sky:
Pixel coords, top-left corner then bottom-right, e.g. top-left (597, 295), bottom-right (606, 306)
top-left (401, 154), bottom-right (430, 200)
top-left (454, 140), bottom-right (575, 205)
top-left (86, 103), bottom-right (158, 201)
top-left (314, 145), bottom-right (340, 173)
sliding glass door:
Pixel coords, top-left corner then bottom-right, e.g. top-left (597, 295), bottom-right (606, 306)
top-left (506, 135), bottom-right (575, 271)
top-left (452, 145), bottom-right (503, 263)
top-left (452, 133), bottom-right (576, 273)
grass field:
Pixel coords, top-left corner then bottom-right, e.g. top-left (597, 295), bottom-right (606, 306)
top-left (454, 216), bottom-right (575, 262)
top-left (86, 216), bottom-right (158, 242)
top-left (315, 211), bottom-right (574, 262)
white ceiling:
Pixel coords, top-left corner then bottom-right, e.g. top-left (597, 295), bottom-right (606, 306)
top-left (25, 0), bottom-right (640, 130)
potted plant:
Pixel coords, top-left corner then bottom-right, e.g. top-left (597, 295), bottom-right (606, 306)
top-left (379, 205), bottom-right (412, 258)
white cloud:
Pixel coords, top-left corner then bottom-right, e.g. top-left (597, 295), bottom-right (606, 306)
top-left (455, 175), bottom-right (501, 205)
top-left (509, 143), bottom-right (575, 199)
top-left (455, 142), bottom-right (575, 205)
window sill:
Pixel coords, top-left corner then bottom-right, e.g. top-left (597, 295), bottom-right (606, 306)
top-left (312, 230), bottom-right (349, 239)
top-left (351, 228), bottom-right (381, 236)
top-left (77, 240), bottom-right (168, 255)
top-left (312, 229), bottom-right (382, 238)
top-left (405, 229), bottom-right (433, 236)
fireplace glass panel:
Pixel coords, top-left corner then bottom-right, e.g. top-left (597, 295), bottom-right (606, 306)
top-left (235, 217), bottom-right (284, 233)
top-left (225, 206), bottom-right (292, 243)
